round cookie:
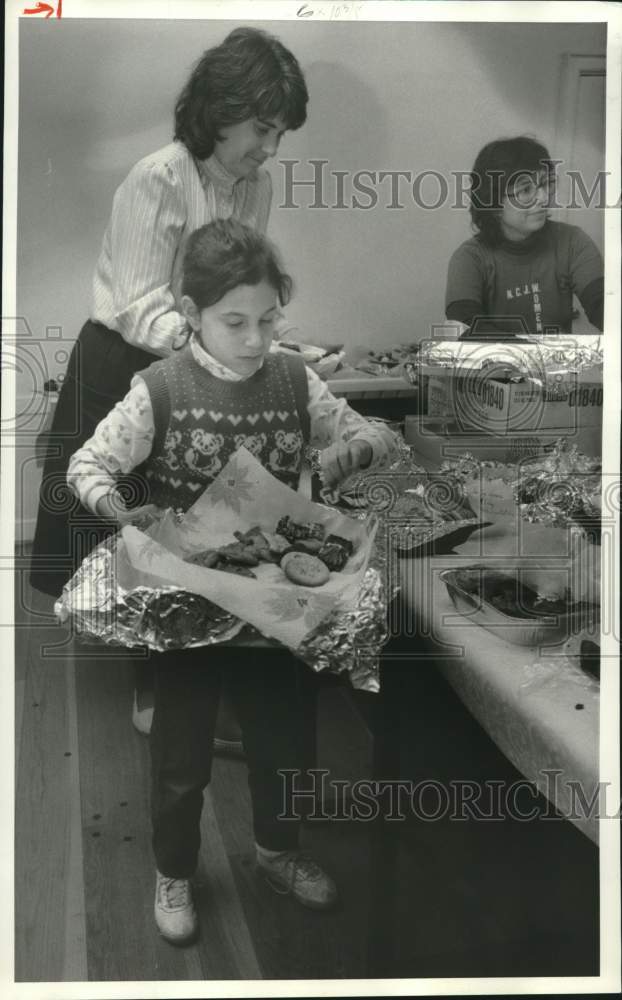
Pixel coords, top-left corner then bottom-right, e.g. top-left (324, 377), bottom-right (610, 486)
top-left (281, 551), bottom-right (330, 588)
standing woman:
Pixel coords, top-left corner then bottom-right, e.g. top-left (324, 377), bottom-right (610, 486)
top-left (30, 25), bottom-right (308, 723)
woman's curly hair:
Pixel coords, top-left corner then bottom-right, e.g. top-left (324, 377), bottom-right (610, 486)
top-left (174, 27), bottom-right (308, 160)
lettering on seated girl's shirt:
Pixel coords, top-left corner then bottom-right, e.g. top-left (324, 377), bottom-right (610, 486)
top-left (506, 282), bottom-right (540, 300)
top-left (506, 282), bottom-right (543, 334)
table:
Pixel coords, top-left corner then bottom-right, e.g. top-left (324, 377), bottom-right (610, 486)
top-left (326, 370), bottom-right (415, 400)
top-left (324, 344), bottom-right (415, 400)
top-left (325, 368), bottom-right (417, 422)
top-left (397, 517), bottom-right (600, 843)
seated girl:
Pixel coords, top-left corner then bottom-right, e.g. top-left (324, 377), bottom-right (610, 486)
top-left (445, 136), bottom-right (604, 335)
top-left (66, 218), bottom-right (401, 946)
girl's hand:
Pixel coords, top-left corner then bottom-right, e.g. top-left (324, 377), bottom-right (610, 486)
top-left (320, 440), bottom-right (373, 491)
top-left (95, 492), bottom-right (159, 531)
top-left (116, 503), bottom-right (161, 532)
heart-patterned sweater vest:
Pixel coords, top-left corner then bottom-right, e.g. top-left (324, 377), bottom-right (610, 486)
top-left (138, 347), bottom-right (310, 512)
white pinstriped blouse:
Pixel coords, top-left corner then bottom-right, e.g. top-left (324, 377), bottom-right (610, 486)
top-left (91, 141), bottom-right (273, 357)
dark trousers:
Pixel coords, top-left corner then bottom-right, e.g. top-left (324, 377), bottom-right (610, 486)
top-left (30, 319), bottom-right (157, 598)
top-left (150, 644), bottom-right (304, 878)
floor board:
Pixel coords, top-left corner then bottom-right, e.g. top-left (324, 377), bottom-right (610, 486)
top-left (194, 792), bottom-right (263, 979)
top-left (210, 757), bottom-right (373, 980)
top-left (15, 617), bottom-right (77, 981)
top-left (62, 657), bottom-right (88, 981)
top-left (73, 651), bottom-right (190, 981)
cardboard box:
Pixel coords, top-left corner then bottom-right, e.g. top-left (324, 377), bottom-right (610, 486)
top-left (404, 416), bottom-right (602, 467)
top-left (426, 371), bottom-right (456, 418)
top-left (413, 340), bottom-right (603, 430)
top-left (412, 366), bottom-right (466, 418)
top-left (454, 366), bottom-right (603, 435)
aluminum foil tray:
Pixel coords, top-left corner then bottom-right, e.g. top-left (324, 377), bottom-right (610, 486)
top-left (440, 566), bottom-right (599, 647)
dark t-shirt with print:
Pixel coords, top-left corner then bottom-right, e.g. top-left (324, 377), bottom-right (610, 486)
top-left (445, 222), bottom-right (603, 335)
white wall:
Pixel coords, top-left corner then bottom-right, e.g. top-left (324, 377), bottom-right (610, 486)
top-left (17, 17), bottom-right (606, 370)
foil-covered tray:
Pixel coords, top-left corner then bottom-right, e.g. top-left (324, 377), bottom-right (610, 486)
top-left (512, 439), bottom-right (601, 537)
top-left (55, 533), bottom-right (245, 651)
top-left (440, 566), bottom-right (599, 647)
top-left (316, 445), bottom-right (489, 560)
top-left (56, 447), bottom-right (391, 692)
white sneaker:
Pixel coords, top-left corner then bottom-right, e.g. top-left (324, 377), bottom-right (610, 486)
top-left (256, 848), bottom-right (338, 910)
top-left (132, 689), bottom-right (154, 736)
top-left (154, 872), bottom-right (198, 946)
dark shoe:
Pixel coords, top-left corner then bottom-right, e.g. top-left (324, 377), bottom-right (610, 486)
top-left (256, 848), bottom-right (338, 910)
top-left (213, 736), bottom-right (245, 759)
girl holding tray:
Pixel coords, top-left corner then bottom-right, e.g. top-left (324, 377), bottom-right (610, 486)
top-left (29, 25), bottom-right (309, 735)
top-left (67, 218), bottom-right (401, 946)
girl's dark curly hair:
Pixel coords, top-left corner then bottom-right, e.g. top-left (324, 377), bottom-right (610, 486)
top-left (181, 218), bottom-right (293, 314)
top-left (174, 27), bottom-right (308, 160)
top-left (469, 136), bottom-right (555, 245)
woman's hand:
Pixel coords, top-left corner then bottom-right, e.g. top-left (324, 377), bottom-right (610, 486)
top-left (320, 439), bottom-right (373, 491)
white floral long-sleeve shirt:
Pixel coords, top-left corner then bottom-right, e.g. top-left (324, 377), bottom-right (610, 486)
top-left (67, 337), bottom-right (402, 513)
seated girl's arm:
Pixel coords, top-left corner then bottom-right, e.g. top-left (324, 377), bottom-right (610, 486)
top-left (570, 228), bottom-right (604, 332)
top-left (445, 243), bottom-right (485, 324)
top-left (578, 278), bottom-right (604, 331)
top-left (67, 378), bottom-right (155, 520)
top-left (306, 368), bottom-right (402, 487)
top-left (446, 299), bottom-right (482, 327)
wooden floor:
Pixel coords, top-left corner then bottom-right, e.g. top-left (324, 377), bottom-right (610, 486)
top-left (14, 553), bottom-right (600, 983)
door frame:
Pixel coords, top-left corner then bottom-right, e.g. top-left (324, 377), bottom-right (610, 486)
top-left (554, 52), bottom-right (606, 227)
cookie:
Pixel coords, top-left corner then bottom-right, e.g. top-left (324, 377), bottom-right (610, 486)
top-left (276, 515), bottom-right (326, 544)
top-left (290, 537), bottom-right (324, 555)
top-left (185, 549), bottom-right (219, 569)
top-left (217, 542), bottom-right (260, 567)
top-left (234, 527), bottom-right (274, 562)
top-left (325, 533), bottom-right (354, 557)
top-left (281, 551), bottom-right (330, 588)
top-left (317, 541), bottom-right (349, 572)
top-left (263, 532), bottom-right (291, 558)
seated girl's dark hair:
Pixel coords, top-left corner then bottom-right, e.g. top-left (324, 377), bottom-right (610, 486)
top-left (181, 219), bottom-right (293, 314)
top-left (469, 136), bottom-right (554, 244)
top-left (174, 27), bottom-right (308, 160)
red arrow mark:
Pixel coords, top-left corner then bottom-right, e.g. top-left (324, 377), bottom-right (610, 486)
top-left (23, 0), bottom-right (61, 16)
